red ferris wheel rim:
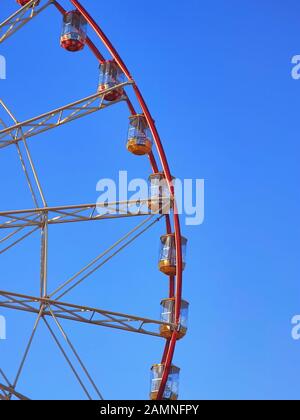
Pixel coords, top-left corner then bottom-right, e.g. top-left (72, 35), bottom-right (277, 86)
top-left (2, 0), bottom-right (185, 400)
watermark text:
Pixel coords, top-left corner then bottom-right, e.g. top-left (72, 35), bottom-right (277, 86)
top-left (96, 171), bottom-right (205, 227)
top-left (0, 315), bottom-right (6, 340)
top-left (0, 55), bottom-right (6, 80)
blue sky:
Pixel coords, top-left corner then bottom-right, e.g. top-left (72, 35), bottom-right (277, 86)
top-left (0, 0), bottom-right (300, 400)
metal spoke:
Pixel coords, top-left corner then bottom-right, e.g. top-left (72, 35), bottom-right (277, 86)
top-left (58, 214), bottom-right (163, 300)
top-left (47, 305), bottom-right (104, 400)
top-left (0, 225), bottom-right (40, 255)
top-left (0, 292), bottom-right (37, 312)
top-left (0, 369), bottom-right (11, 388)
top-left (40, 215), bottom-right (49, 297)
top-left (12, 306), bottom-right (44, 390)
top-left (0, 0), bottom-right (51, 44)
top-left (0, 383), bottom-right (30, 400)
top-left (0, 83), bottom-right (131, 149)
top-left (0, 216), bottom-right (40, 244)
top-left (0, 117), bottom-right (39, 209)
top-left (50, 214), bottom-right (157, 300)
top-left (0, 290), bottom-right (175, 338)
top-left (0, 100), bottom-right (47, 208)
top-left (42, 317), bottom-right (93, 400)
top-left (0, 199), bottom-right (154, 230)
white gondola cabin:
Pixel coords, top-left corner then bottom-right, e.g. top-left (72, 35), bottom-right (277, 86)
top-left (160, 298), bottom-right (189, 340)
top-left (60, 10), bottom-right (87, 52)
top-left (98, 60), bottom-right (124, 101)
top-left (159, 234), bottom-right (187, 276)
top-left (150, 364), bottom-right (180, 401)
top-left (148, 172), bottom-right (174, 213)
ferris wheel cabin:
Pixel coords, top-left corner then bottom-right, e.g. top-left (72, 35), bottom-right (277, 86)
top-left (159, 234), bottom-right (187, 276)
top-left (60, 10), bottom-right (87, 52)
top-left (150, 364), bottom-right (180, 401)
top-left (148, 172), bottom-right (174, 213)
top-left (98, 60), bottom-right (124, 101)
top-left (126, 114), bottom-right (153, 156)
top-left (160, 298), bottom-right (189, 340)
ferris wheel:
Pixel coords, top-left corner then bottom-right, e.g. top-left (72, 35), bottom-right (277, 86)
top-left (0, 0), bottom-right (189, 401)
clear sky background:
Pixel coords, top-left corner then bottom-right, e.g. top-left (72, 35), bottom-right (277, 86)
top-left (0, 0), bottom-right (300, 400)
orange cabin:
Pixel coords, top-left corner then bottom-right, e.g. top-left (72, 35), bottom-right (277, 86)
top-left (160, 298), bottom-right (189, 340)
top-left (159, 233), bottom-right (187, 276)
top-left (126, 114), bottom-right (153, 156)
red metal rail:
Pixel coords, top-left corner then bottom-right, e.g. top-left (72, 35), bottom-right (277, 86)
top-left (53, 0), bottom-right (184, 400)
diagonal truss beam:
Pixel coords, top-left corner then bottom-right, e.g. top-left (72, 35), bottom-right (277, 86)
top-left (0, 290), bottom-right (174, 338)
top-left (0, 0), bottom-right (51, 44)
top-left (0, 100), bottom-right (48, 209)
top-left (0, 383), bottom-right (30, 401)
top-left (0, 200), bottom-right (153, 230)
top-left (46, 305), bottom-right (104, 400)
top-left (0, 82), bottom-right (131, 149)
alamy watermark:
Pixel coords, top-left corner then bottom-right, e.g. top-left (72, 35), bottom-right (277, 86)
top-left (0, 315), bottom-right (6, 340)
top-left (291, 315), bottom-right (300, 340)
top-left (0, 55), bottom-right (6, 80)
top-left (96, 171), bottom-right (205, 226)
top-left (291, 55), bottom-right (300, 80)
